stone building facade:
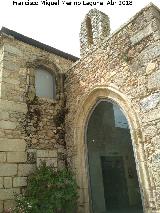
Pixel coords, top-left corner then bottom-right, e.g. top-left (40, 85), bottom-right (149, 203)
top-left (0, 27), bottom-right (78, 211)
top-left (0, 2), bottom-right (160, 213)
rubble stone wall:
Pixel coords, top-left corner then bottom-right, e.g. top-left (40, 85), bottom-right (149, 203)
top-left (65, 4), bottom-right (160, 213)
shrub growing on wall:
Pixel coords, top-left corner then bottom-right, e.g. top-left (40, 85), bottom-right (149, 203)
top-left (14, 163), bottom-right (78, 213)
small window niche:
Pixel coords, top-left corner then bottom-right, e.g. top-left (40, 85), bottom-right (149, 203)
top-left (35, 68), bottom-right (56, 99)
top-left (86, 16), bottom-right (93, 46)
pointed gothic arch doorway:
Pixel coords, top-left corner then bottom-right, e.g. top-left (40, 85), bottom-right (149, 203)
top-left (86, 99), bottom-right (143, 213)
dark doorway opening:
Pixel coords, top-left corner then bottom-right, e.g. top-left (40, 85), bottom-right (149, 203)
top-left (86, 100), bottom-right (143, 213)
top-left (101, 156), bottom-right (129, 211)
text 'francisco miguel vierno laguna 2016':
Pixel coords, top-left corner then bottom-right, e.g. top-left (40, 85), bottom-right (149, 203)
top-left (12, 0), bottom-right (132, 6)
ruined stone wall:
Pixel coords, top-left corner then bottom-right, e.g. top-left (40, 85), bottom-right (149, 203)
top-left (65, 4), bottom-right (160, 213)
top-left (0, 35), bottom-right (74, 212)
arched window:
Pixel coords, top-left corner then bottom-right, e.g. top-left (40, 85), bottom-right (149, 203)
top-left (35, 68), bottom-right (56, 99)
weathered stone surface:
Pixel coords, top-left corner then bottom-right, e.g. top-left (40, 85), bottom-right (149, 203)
top-left (0, 100), bottom-right (27, 113)
top-left (37, 150), bottom-right (57, 158)
top-left (146, 62), bottom-right (156, 74)
top-left (18, 164), bottom-right (36, 176)
top-left (4, 43), bottom-right (23, 57)
top-left (66, 4), bottom-right (160, 212)
top-left (152, 136), bottom-right (160, 150)
top-left (0, 178), bottom-right (3, 188)
top-left (7, 152), bottom-right (27, 163)
top-left (140, 92), bottom-right (160, 112)
top-left (148, 70), bottom-right (160, 90)
top-left (0, 120), bottom-right (17, 130)
top-left (139, 42), bottom-right (160, 65)
top-left (143, 126), bottom-right (157, 137)
top-left (141, 108), bottom-right (160, 123)
top-left (0, 201), bottom-right (3, 213)
top-left (37, 157), bottom-right (57, 167)
top-left (80, 9), bottom-right (110, 57)
top-left (152, 152), bottom-right (160, 164)
top-left (13, 177), bottom-right (27, 187)
top-left (4, 200), bottom-right (16, 212)
top-left (0, 111), bottom-right (9, 120)
top-left (130, 23), bottom-right (153, 45)
top-left (0, 3), bottom-right (159, 213)
top-left (0, 139), bottom-right (26, 151)
top-left (0, 152), bottom-right (6, 162)
top-left (0, 188), bottom-right (20, 200)
top-left (4, 177), bottom-right (12, 189)
top-left (0, 164), bottom-right (17, 176)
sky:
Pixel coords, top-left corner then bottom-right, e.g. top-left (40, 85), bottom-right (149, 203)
top-left (0, 0), bottom-right (160, 57)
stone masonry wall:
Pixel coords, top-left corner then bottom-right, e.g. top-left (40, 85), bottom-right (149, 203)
top-left (65, 4), bottom-right (160, 213)
top-left (0, 34), bottom-right (74, 212)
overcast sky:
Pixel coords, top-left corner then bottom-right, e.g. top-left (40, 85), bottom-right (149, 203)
top-left (0, 0), bottom-right (160, 57)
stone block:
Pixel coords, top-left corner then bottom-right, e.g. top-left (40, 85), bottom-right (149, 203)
top-left (0, 188), bottom-right (20, 200)
top-left (4, 43), bottom-right (23, 57)
top-left (130, 23), bottom-right (153, 45)
top-left (146, 62), bottom-right (156, 74)
top-left (7, 152), bottom-right (27, 163)
top-left (0, 99), bottom-right (27, 113)
top-left (142, 108), bottom-right (160, 123)
top-left (0, 120), bottom-right (17, 129)
top-left (18, 164), bottom-right (36, 176)
top-left (13, 177), bottom-right (27, 187)
top-left (143, 126), bottom-right (157, 137)
top-left (139, 42), bottom-right (160, 65)
top-left (0, 164), bottom-right (17, 176)
top-left (0, 177), bottom-right (3, 188)
top-left (148, 70), bottom-right (160, 90)
top-left (152, 136), bottom-right (160, 150)
top-left (0, 111), bottom-right (9, 120)
top-left (0, 152), bottom-right (6, 162)
top-left (0, 139), bottom-right (26, 151)
top-left (4, 200), bottom-right (16, 212)
top-left (3, 60), bottom-right (20, 71)
top-left (37, 157), bottom-right (57, 167)
top-left (140, 92), bottom-right (160, 112)
top-left (0, 201), bottom-right (3, 213)
top-left (37, 149), bottom-right (57, 158)
top-left (4, 177), bottom-right (12, 189)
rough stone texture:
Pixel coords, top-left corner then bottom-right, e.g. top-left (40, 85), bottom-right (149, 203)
top-left (80, 8), bottom-right (110, 57)
top-left (37, 157), bottom-right (57, 167)
top-left (13, 177), bottom-right (27, 187)
top-left (0, 152), bottom-right (6, 163)
top-left (4, 177), bottom-right (12, 189)
top-left (0, 188), bottom-right (20, 200)
top-left (0, 178), bottom-right (3, 189)
top-left (0, 3), bottom-right (160, 213)
top-left (37, 149), bottom-right (57, 158)
top-left (0, 164), bottom-right (17, 176)
top-left (148, 69), bottom-right (160, 89)
top-left (4, 200), bottom-right (16, 212)
top-left (7, 152), bottom-right (27, 163)
top-left (130, 23), bottom-right (154, 45)
top-left (65, 3), bottom-right (160, 213)
top-left (18, 164), bottom-right (36, 176)
top-left (0, 201), bottom-right (3, 213)
top-left (0, 139), bottom-right (26, 151)
top-left (140, 92), bottom-right (160, 112)
top-left (0, 24), bottom-right (75, 212)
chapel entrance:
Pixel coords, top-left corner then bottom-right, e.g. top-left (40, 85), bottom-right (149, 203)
top-left (86, 100), bottom-right (143, 213)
